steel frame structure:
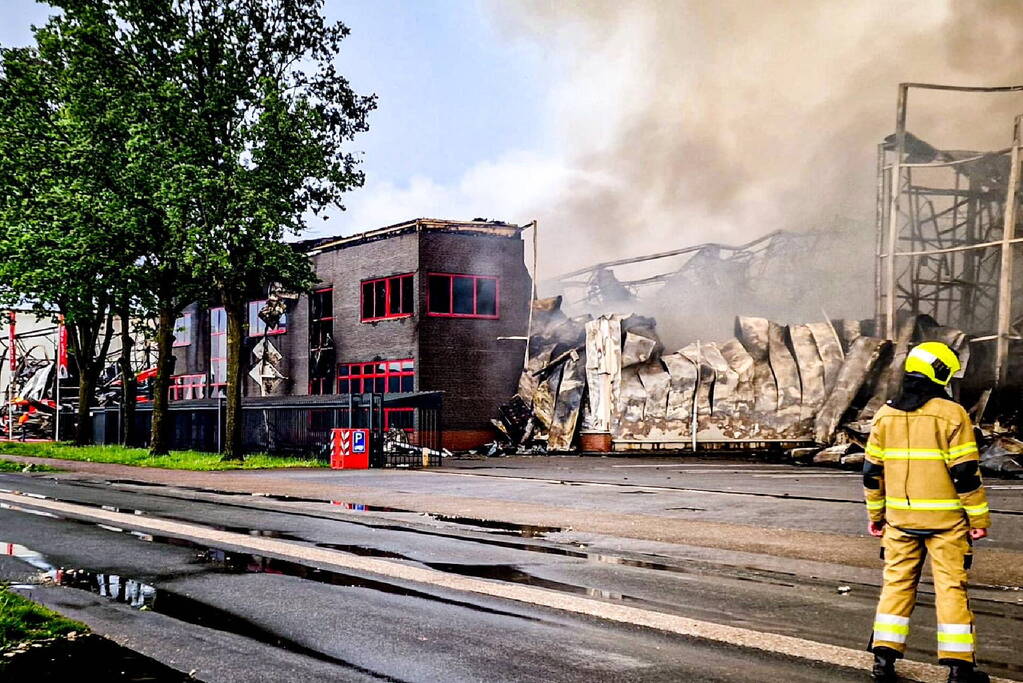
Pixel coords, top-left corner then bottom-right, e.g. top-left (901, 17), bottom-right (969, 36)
top-left (877, 82), bottom-right (1023, 385)
top-left (549, 230), bottom-right (825, 310)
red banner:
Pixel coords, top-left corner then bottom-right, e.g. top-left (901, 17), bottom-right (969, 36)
top-left (57, 319), bottom-right (68, 379)
top-left (8, 311), bottom-right (15, 372)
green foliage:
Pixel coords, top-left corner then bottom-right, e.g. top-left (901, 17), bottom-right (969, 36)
top-left (0, 442), bottom-right (325, 470)
top-left (0, 1), bottom-right (374, 454)
top-left (0, 587), bottom-right (85, 652)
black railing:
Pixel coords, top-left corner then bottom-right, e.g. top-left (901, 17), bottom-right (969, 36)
top-left (90, 392), bottom-right (442, 460)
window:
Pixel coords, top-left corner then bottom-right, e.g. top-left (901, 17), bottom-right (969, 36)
top-left (384, 407), bottom-right (415, 433)
top-left (361, 274), bottom-right (414, 321)
top-left (169, 374), bottom-right (205, 401)
top-left (309, 288), bottom-right (335, 395)
top-left (338, 359), bottom-right (414, 394)
top-left (333, 407), bottom-right (416, 437)
top-left (210, 307), bottom-right (227, 392)
top-left (248, 300), bottom-right (287, 336)
top-left (427, 273), bottom-right (498, 318)
top-left (173, 313), bottom-right (193, 347)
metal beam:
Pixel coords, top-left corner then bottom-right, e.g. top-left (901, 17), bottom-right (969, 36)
top-left (996, 115), bottom-right (1022, 385)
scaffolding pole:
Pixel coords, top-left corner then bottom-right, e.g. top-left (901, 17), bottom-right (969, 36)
top-left (996, 115), bottom-right (1022, 385)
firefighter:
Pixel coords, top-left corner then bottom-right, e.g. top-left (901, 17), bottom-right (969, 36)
top-left (864, 342), bottom-right (991, 683)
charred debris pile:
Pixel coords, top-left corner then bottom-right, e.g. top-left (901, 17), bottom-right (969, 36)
top-left (488, 297), bottom-right (1023, 479)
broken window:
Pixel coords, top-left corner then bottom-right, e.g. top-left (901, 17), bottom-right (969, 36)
top-left (169, 374), bottom-right (205, 401)
top-left (426, 273), bottom-right (499, 318)
top-left (309, 288), bottom-right (335, 395)
top-left (248, 300), bottom-right (287, 336)
top-left (360, 274), bottom-right (414, 321)
top-left (210, 307), bottom-right (227, 393)
top-left (173, 313), bottom-right (193, 347)
top-left (338, 359), bottom-right (414, 394)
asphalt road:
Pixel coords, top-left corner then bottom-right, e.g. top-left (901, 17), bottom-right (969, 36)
top-left (0, 459), bottom-right (1021, 682)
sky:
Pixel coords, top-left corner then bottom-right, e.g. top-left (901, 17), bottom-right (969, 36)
top-left (4, 0), bottom-right (1023, 303)
top-left (0, 0), bottom-right (554, 238)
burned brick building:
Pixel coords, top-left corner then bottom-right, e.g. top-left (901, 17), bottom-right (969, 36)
top-left (164, 218), bottom-right (531, 451)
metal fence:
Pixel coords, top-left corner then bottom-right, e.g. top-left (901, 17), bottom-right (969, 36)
top-left (91, 392), bottom-right (442, 459)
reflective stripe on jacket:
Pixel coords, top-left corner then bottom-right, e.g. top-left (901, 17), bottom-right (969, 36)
top-left (864, 397), bottom-right (990, 530)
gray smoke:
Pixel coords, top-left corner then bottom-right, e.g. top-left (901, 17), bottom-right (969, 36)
top-left (488, 0), bottom-right (1023, 331)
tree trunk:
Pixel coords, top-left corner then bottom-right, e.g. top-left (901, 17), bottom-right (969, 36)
top-left (221, 296), bottom-right (246, 461)
top-left (75, 369), bottom-right (95, 446)
top-left (149, 306), bottom-right (175, 455)
top-left (118, 303), bottom-right (136, 446)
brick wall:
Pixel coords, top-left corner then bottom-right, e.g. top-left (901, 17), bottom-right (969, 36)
top-left (286, 233), bottom-right (420, 396)
top-left (164, 224), bottom-right (531, 452)
top-left (417, 230), bottom-right (530, 447)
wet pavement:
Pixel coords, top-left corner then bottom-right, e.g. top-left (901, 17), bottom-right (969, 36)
top-left (0, 457), bottom-right (1021, 681)
top-left (0, 501), bottom-right (869, 682)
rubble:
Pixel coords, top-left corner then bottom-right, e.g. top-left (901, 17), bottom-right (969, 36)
top-left (492, 301), bottom-right (1018, 476)
top-left (980, 437), bottom-right (1023, 479)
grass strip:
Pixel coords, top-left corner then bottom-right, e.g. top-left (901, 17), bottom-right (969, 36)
top-left (0, 586), bottom-right (85, 652)
top-left (0, 442), bottom-right (326, 471)
top-left (0, 459), bottom-right (59, 473)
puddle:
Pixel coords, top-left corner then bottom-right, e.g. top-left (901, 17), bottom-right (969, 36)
top-left (315, 543), bottom-right (415, 561)
top-left (12, 484), bottom-right (1022, 615)
top-left (423, 562), bottom-right (626, 602)
top-left (430, 515), bottom-right (563, 538)
top-left (51, 565), bottom-right (399, 679)
top-left (2, 536), bottom-right (530, 681)
top-left (3, 519), bottom-right (543, 624)
top-left (3, 489), bottom-right (308, 542)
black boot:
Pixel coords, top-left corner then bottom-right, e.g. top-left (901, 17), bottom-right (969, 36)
top-left (946, 661), bottom-right (990, 683)
top-left (871, 648), bottom-right (897, 682)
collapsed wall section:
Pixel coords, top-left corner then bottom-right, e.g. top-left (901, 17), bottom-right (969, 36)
top-left (494, 297), bottom-right (971, 453)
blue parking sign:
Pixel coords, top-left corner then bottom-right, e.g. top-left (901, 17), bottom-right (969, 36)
top-left (353, 430), bottom-right (366, 453)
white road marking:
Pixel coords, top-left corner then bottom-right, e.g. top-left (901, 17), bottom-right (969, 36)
top-left (0, 490), bottom-right (1015, 683)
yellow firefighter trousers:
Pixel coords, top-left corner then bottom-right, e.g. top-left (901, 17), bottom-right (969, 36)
top-left (872, 523), bottom-right (976, 662)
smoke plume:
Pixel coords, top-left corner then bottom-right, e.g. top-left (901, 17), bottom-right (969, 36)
top-left (487, 0), bottom-right (1023, 325)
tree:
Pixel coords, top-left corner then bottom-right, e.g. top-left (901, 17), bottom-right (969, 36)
top-left (0, 29), bottom-right (140, 444)
top-left (1, 0), bottom-right (372, 456)
top-left (133, 0), bottom-right (374, 459)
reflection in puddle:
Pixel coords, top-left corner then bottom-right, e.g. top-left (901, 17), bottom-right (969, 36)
top-left (59, 569), bottom-right (157, 609)
top-left (423, 562), bottom-right (625, 601)
top-left (431, 515), bottom-right (562, 538)
top-left (315, 543), bottom-right (414, 561)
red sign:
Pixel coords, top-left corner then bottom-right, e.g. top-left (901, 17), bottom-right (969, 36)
top-left (57, 318), bottom-right (68, 379)
top-left (330, 428), bottom-right (369, 469)
top-left (8, 311), bottom-right (15, 372)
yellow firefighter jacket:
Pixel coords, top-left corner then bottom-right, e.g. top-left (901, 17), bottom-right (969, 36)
top-left (864, 397), bottom-right (990, 531)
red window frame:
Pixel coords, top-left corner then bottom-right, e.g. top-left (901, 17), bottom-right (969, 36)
top-left (210, 307), bottom-right (227, 392)
top-left (337, 359), bottom-right (414, 394)
top-left (172, 313), bottom-right (193, 347)
top-left (169, 374), bottom-right (206, 401)
top-left (309, 287), bottom-right (335, 395)
top-left (384, 407), bottom-right (415, 436)
top-left (248, 299), bottom-right (287, 337)
top-left (360, 273), bottom-right (414, 322)
top-left (426, 273), bottom-right (499, 319)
